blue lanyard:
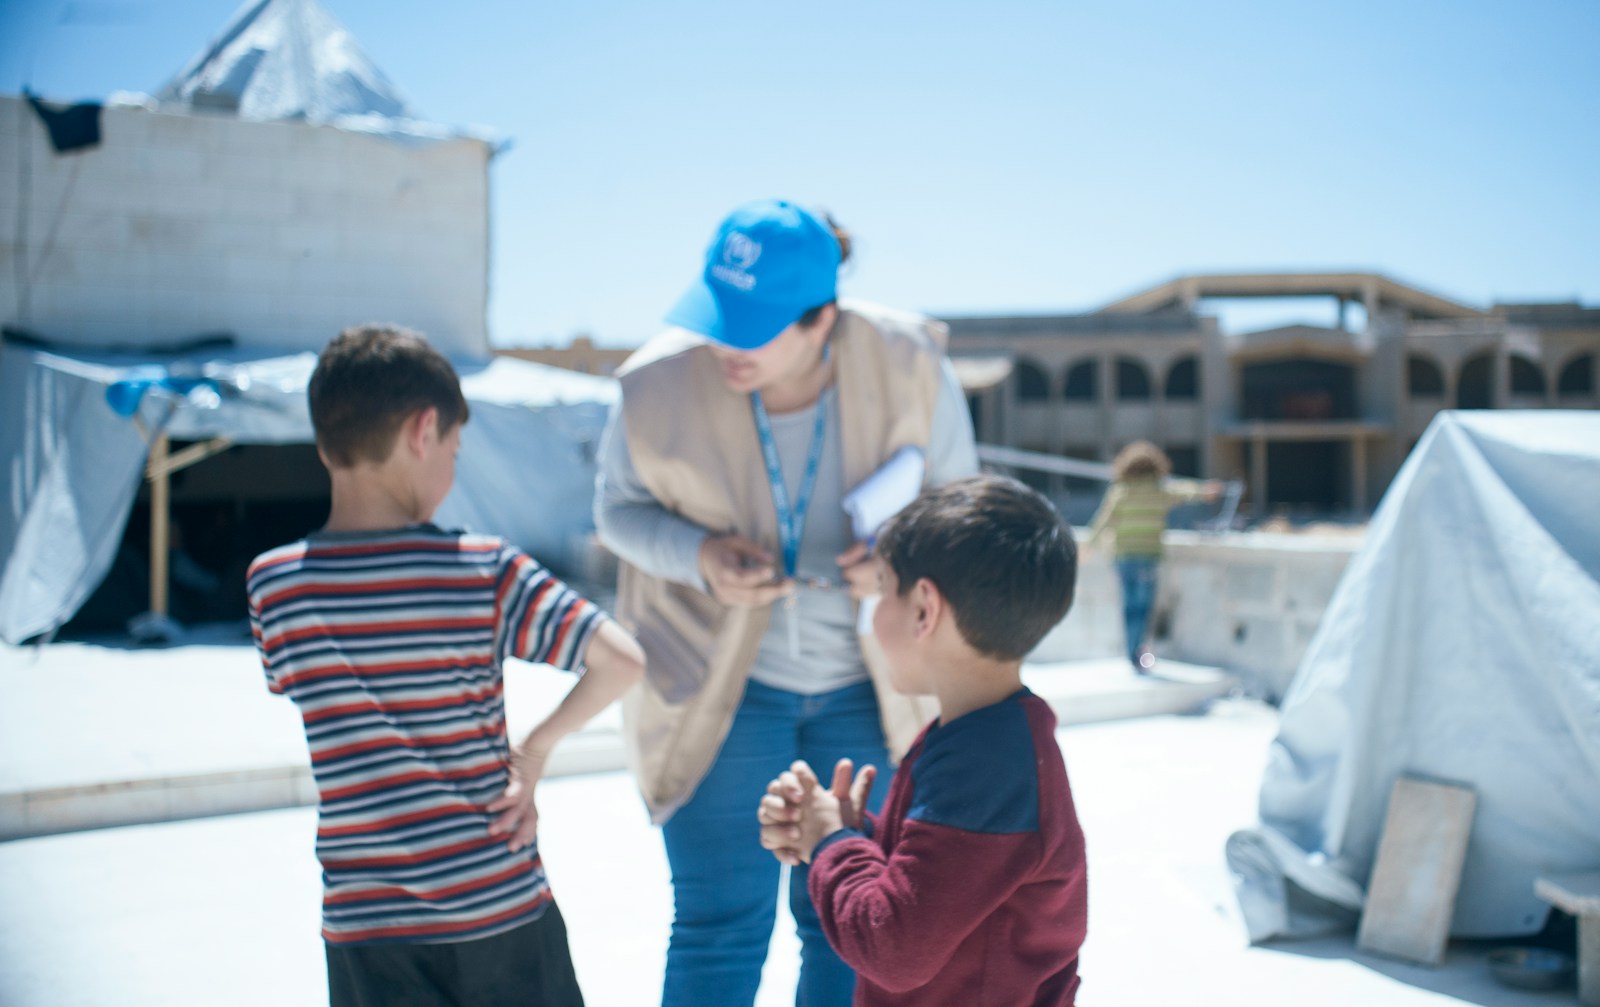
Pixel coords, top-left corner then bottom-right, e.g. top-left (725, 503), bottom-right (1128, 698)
top-left (751, 349), bottom-right (832, 579)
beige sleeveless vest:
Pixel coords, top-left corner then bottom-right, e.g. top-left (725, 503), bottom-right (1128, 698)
top-left (614, 300), bottom-right (945, 823)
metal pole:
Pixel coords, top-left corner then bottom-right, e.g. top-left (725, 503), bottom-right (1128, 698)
top-left (1352, 435), bottom-right (1368, 514)
top-left (976, 444), bottom-right (1113, 482)
top-left (1251, 429), bottom-right (1268, 516)
top-left (149, 433), bottom-right (170, 618)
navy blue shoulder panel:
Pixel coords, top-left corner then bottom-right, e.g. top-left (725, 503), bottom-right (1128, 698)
top-left (906, 692), bottom-right (1040, 835)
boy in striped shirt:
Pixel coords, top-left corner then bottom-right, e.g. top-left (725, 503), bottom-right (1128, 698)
top-left (247, 324), bottom-right (644, 1006)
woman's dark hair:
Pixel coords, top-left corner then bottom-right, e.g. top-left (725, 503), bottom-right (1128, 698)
top-left (1111, 440), bottom-right (1172, 482)
top-left (308, 323), bottom-right (469, 468)
top-left (797, 212), bottom-right (853, 330)
top-left (875, 475), bottom-right (1077, 661)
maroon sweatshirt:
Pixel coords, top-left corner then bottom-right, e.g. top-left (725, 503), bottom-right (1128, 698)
top-left (808, 689), bottom-right (1087, 1005)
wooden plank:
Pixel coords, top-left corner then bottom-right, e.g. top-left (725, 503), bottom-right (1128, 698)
top-left (1536, 871), bottom-right (1600, 917)
top-left (149, 434), bottom-right (170, 618)
top-left (1357, 776), bottom-right (1477, 966)
top-left (1536, 872), bottom-right (1600, 1007)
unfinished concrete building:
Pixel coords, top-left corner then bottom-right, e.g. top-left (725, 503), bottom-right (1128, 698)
top-left (947, 273), bottom-right (1600, 517)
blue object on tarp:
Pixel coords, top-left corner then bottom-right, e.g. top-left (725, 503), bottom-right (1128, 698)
top-left (105, 370), bottom-right (221, 418)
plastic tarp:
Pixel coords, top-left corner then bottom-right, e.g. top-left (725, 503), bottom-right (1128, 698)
top-left (150, 0), bottom-right (499, 147)
top-left (1227, 410), bottom-right (1600, 942)
top-left (0, 343), bottom-right (615, 644)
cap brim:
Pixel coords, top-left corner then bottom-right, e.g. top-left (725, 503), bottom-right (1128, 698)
top-left (663, 277), bottom-right (798, 352)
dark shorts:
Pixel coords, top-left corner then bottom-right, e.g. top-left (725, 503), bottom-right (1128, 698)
top-left (325, 902), bottom-right (584, 1007)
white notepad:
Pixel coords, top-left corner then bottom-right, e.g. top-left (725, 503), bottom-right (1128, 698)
top-left (842, 445), bottom-right (925, 633)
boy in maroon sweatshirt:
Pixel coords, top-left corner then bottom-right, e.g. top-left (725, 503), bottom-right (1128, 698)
top-left (759, 475), bottom-right (1087, 1006)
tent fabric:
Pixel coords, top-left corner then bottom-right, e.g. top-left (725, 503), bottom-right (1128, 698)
top-left (0, 344), bottom-right (616, 644)
top-left (440, 358), bottom-right (616, 580)
top-left (1228, 410), bottom-right (1600, 942)
top-left (0, 346), bottom-right (151, 645)
top-left (153, 0), bottom-right (497, 147)
top-left (158, 0), bottom-right (412, 121)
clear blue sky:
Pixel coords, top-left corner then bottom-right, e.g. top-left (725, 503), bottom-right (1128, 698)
top-left (3, 0), bottom-right (1597, 348)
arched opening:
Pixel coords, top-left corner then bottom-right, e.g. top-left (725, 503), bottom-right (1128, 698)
top-left (1015, 359), bottom-right (1051, 401)
top-left (1406, 354), bottom-right (1445, 397)
top-left (1164, 356), bottom-right (1199, 400)
top-left (1457, 353), bottom-right (1494, 409)
top-left (1115, 358), bottom-right (1152, 401)
top-left (1558, 353), bottom-right (1595, 398)
top-left (1509, 355), bottom-right (1546, 398)
top-left (1063, 360), bottom-right (1099, 402)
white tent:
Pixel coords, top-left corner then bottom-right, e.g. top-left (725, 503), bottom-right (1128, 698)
top-left (1227, 410), bottom-right (1600, 941)
top-left (160, 0), bottom-right (410, 118)
top-left (0, 340), bottom-right (615, 645)
top-left (152, 0), bottom-right (492, 145)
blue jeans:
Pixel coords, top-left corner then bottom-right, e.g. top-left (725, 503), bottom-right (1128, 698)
top-left (1115, 556), bottom-right (1160, 665)
top-left (660, 678), bottom-right (890, 1007)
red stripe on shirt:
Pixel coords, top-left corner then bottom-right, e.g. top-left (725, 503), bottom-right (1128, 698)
top-left (322, 861), bottom-right (534, 906)
top-left (321, 889), bottom-right (551, 945)
top-left (301, 686), bottom-right (503, 724)
top-left (319, 760), bottom-right (505, 802)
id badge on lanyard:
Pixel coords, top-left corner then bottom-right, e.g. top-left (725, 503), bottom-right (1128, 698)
top-left (750, 353), bottom-right (832, 660)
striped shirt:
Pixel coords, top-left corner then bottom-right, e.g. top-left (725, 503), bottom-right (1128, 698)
top-left (1085, 476), bottom-right (1208, 558)
top-left (246, 524), bottom-right (603, 946)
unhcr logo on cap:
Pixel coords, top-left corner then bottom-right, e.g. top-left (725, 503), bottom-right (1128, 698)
top-left (710, 232), bottom-right (761, 291)
top-left (664, 199), bottom-right (839, 350)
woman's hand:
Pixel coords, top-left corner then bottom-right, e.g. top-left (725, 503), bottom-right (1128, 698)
top-left (834, 541), bottom-right (880, 601)
top-left (699, 535), bottom-right (792, 607)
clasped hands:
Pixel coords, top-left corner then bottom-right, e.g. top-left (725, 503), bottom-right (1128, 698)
top-left (757, 758), bottom-right (877, 866)
top-left (698, 535), bottom-right (879, 606)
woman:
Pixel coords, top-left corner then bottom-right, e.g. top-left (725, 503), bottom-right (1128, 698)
top-left (1084, 440), bottom-right (1219, 673)
top-left (594, 199), bottom-right (977, 1006)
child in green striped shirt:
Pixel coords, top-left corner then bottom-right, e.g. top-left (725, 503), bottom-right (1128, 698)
top-left (1085, 441), bottom-right (1220, 672)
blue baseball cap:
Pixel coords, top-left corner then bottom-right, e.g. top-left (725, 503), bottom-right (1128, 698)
top-left (665, 199), bottom-right (842, 351)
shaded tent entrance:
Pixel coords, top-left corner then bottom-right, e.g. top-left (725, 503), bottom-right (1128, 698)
top-left (0, 342), bottom-right (617, 645)
top-left (69, 442), bottom-right (333, 634)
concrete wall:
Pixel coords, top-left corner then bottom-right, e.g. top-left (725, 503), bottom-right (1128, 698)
top-left (1030, 529), bottom-right (1361, 701)
top-left (0, 96), bottom-right (490, 357)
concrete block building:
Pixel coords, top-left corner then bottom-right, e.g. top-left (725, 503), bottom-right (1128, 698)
top-left (946, 273), bottom-right (1600, 516)
top-left (1, 94), bottom-right (493, 357)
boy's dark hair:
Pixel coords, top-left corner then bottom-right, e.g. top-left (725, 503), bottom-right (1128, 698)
top-left (876, 474), bottom-right (1077, 661)
top-left (309, 324), bottom-right (469, 468)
